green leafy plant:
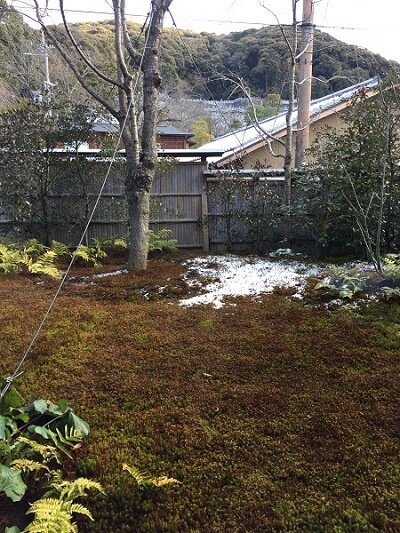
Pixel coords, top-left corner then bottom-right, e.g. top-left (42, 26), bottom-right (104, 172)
top-left (7, 477), bottom-right (103, 533)
top-left (380, 286), bottom-right (400, 301)
top-left (0, 239), bottom-right (114, 276)
top-left (304, 83), bottom-right (400, 265)
top-left (0, 240), bottom-right (63, 278)
top-left (147, 230), bottom-right (178, 254)
top-left (0, 386), bottom-right (89, 504)
top-left (73, 244), bottom-right (107, 267)
top-left (314, 266), bottom-right (366, 300)
top-left (112, 236), bottom-right (128, 249)
top-left (91, 236), bottom-right (115, 252)
top-left (382, 253), bottom-right (400, 281)
top-left (122, 463), bottom-right (180, 489)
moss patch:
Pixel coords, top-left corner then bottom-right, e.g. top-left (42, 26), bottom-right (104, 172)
top-left (1, 257), bottom-right (400, 531)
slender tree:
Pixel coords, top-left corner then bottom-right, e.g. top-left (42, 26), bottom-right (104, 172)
top-left (30, 0), bottom-right (173, 270)
top-left (302, 83), bottom-right (400, 268)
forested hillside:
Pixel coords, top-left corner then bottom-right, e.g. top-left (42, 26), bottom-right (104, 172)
top-left (159, 25), bottom-right (397, 100)
top-left (0, 2), bottom-right (398, 106)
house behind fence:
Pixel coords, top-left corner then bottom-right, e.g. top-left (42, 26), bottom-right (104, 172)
top-left (0, 154), bottom-right (311, 253)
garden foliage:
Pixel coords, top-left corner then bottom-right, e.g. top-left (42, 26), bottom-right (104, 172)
top-left (294, 82), bottom-right (400, 263)
top-left (0, 383), bottom-right (100, 531)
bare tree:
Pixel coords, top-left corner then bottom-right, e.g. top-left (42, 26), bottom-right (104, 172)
top-left (29, 0), bottom-right (173, 270)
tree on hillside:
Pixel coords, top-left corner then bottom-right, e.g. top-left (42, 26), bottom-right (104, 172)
top-left (0, 0), bottom-right (42, 102)
top-left (28, 0), bottom-right (173, 270)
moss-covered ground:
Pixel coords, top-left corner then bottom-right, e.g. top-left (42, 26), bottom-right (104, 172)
top-left (1, 254), bottom-right (400, 532)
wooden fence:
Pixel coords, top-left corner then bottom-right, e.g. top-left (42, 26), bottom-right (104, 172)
top-left (0, 157), bottom-right (294, 252)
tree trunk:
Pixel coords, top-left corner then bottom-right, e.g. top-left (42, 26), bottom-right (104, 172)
top-left (282, 2), bottom-right (298, 246)
top-left (127, 187), bottom-right (150, 270)
top-left (125, 0), bottom-right (167, 270)
top-left (31, 0), bottom-right (173, 270)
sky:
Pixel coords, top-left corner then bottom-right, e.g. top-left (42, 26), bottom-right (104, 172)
top-left (9, 0), bottom-right (400, 63)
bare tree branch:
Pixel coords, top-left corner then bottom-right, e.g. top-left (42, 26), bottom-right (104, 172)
top-left (58, 0), bottom-right (123, 89)
top-left (32, 0), bottom-right (120, 119)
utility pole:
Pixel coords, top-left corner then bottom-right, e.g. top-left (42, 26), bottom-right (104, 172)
top-left (26, 29), bottom-right (54, 106)
top-left (295, 0), bottom-right (315, 167)
top-left (41, 29), bottom-right (52, 99)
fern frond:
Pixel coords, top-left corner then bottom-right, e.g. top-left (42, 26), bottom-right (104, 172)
top-left (50, 241), bottom-right (71, 257)
top-left (380, 286), bottom-right (400, 301)
top-left (45, 427), bottom-right (83, 459)
top-left (11, 458), bottom-right (49, 474)
top-left (152, 476), bottom-right (181, 487)
top-left (56, 426), bottom-right (83, 444)
top-left (122, 463), bottom-right (154, 487)
top-left (0, 245), bottom-right (23, 274)
top-left (74, 245), bottom-right (91, 261)
top-left (26, 497), bottom-right (63, 515)
top-left (26, 498), bottom-right (78, 533)
top-left (14, 437), bottom-right (59, 463)
top-left (122, 463), bottom-right (181, 488)
top-left (148, 229), bottom-right (178, 253)
top-left (23, 239), bottom-right (47, 258)
top-left (113, 237), bottom-right (128, 248)
top-left (74, 245), bottom-right (105, 267)
top-left (28, 251), bottom-right (61, 279)
top-left (53, 477), bottom-right (104, 501)
top-left (68, 503), bottom-right (93, 520)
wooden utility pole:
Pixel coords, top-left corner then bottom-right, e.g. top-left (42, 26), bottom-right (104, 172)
top-left (295, 0), bottom-right (315, 167)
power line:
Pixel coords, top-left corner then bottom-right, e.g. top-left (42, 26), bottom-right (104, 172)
top-left (8, 4), bottom-right (387, 34)
top-left (0, 5), bottom-right (152, 403)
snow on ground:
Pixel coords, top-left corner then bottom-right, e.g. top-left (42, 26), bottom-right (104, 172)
top-left (179, 255), bottom-right (321, 308)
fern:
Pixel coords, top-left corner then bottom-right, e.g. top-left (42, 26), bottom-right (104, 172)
top-left (10, 458), bottom-right (50, 474)
top-left (12, 437), bottom-right (60, 464)
top-left (0, 244), bottom-right (23, 274)
top-left (152, 476), bottom-right (182, 487)
top-left (380, 286), bottom-right (400, 301)
top-left (52, 477), bottom-right (104, 502)
top-left (148, 229), bottom-right (178, 253)
top-left (74, 244), bottom-right (107, 267)
top-left (25, 251), bottom-right (61, 279)
top-left (22, 239), bottom-right (47, 259)
top-left (100, 230), bottom-right (178, 254)
top-left (113, 236), bottom-right (128, 249)
top-left (25, 499), bottom-right (81, 533)
top-left (50, 241), bottom-right (71, 257)
top-left (51, 426), bottom-right (83, 456)
top-left (0, 242), bottom-right (61, 278)
top-left (382, 254), bottom-right (400, 281)
top-left (91, 236), bottom-right (114, 251)
top-left (22, 478), bottom-right (104, 532)
top-left (123, 463), bottom-right (180, 488)
top-left (122, 463), bottom-right (154, 487)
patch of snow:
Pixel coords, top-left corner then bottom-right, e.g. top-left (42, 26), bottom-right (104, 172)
top-left (92, 269), bottom-right (128, 278)
top-left (179, 255), bottom-right (321, 308)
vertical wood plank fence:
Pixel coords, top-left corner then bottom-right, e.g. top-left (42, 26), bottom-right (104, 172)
top-left (0, 157), bottom-right (290, 252)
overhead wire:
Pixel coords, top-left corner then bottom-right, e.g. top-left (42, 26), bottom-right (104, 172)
top-left (0, 4), bottom-right (153, 403)
top-left (1, 3), bottom-right (398, 400)
top-left (8, 2), bottom-right (391, 36)
top-left (166, 9), bottom-right (287, 169)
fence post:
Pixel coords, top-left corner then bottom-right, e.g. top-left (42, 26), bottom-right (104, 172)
top-left (201, 172), bottom-right (210, 251)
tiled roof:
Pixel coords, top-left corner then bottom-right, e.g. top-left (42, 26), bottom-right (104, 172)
top-left (157, 125), bottom-right (193, 137)
top-left (198, 77), bottom-right (380, 156)
top-left (92, 122), bottom-right (193, 137)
